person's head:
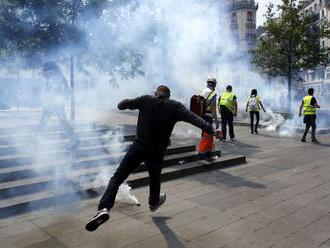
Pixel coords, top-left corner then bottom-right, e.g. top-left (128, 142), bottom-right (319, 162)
top-left (226, 85), bottom-right (232, 92)
top-left (308, 88), bottom-right (314, 96)
top-left (251, 89), bottom-right (258, 96)
top-left (42, 61), bottom-right (60, 78)
top-left (155, 85), bottom-right (171, 99)
top-left (206, 77), bottom-right (217, 90)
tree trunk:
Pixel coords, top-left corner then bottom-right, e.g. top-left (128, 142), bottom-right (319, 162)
top-left (70, 56), bottom-right (75, 121)
top-left (287, 70), bottom-right (292, 113)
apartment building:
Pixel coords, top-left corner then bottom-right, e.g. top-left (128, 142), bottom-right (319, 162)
top-left (225, 0), bottom-right (259, 53)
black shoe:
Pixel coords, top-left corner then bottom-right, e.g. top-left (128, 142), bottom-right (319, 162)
top-left (254, 130), bottom-right (258, 134)
top-left (206, 156), bottom-right (218, 162)
top-left (221, 138), bottom-right (226, 142)
top-left (312, 139), bottom-right (320, 144)
top-left (150, 193), bottom-right (166, 212)
top-left (85, 208), bottom-right (109, 232)
top-left (301, 138), bottom-right (306, 143)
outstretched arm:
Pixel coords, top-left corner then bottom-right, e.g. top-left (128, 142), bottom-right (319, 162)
top-left (176, 103), bottom-right (215, 135)
top-left (259, 101), bottom-right (266, 112)
top-left (118, 96), bottom-right (147, 110)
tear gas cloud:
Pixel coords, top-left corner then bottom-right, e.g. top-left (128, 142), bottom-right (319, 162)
top-left (0, 0), bottom-right (329, 214)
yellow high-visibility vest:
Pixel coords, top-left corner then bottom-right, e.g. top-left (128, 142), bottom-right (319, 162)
top-left (219, 92), bottom-right (235, 113)
top-left (205, 91), bottom-right (216, 112)
top-left (303, 95), bottom-right (316, 115)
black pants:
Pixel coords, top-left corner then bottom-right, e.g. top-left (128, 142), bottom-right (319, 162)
top-left (98, 141), bottom-right (163, 210)
top-left (302, 115), bottom-right (316, 140)
top-left (220, 107), bottom-right (235, 139)
top-left (250, 111), bottom-right (260, 133)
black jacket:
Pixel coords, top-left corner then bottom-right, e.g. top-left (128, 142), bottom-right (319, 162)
top-left (118, 95), bottom-right (215, 151)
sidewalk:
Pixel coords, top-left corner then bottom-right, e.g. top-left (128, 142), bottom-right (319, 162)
top-left (0, 110), bottom-right (330, 248)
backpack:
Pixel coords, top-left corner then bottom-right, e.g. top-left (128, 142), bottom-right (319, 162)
top-left (190, 95), bottom-right (205, 116)
top-left (190, 91), bottom-right (214, 116)
top-left (248, 95), bottom-right (258, 110)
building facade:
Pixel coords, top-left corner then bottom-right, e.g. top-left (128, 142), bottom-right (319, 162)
top-left (225, 0), bottom-right (259, 53)
top-left (299, 0), bottom-right (330, 96)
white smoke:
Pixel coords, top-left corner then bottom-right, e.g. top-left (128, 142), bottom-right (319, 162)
top-left (92, 127), bottom-right (140, 206)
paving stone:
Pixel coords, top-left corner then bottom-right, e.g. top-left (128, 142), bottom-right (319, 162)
top-left (194, 218), bottom-right (265, 247)
top-left (271, 231), bottom-right (322, 248)
top-left (1, 117), bottom-right (330, 248)
top-left (23, 238), bottom-right (68, 248)
top-left (1, 228), bottom-right (51, 248)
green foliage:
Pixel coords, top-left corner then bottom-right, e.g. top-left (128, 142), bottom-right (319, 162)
top-left (0, 0), bottom-right (107, 67)
top-left (251, 0), bottom-right (330, 109)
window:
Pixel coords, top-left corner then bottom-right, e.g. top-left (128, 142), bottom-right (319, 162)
top-left (322, 40), bottom-right (325, 49)
top-left (247, 11), bottom-right (253, 22)
top-left (322, 9), bottom-right (325, 17)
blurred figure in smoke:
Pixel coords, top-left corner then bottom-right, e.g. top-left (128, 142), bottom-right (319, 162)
top-left (37, 61), bottom-right (79, 148)
top-left (85, 85), bottom-right (215, 232)
top-left (218, 85), bottom-right (237, 142)
top-left (246, 89), bottom-right (266, 134)
top-left (299, 88), bottom-right (321, 143)
top-left (199, 77), bottom-right (219, 160)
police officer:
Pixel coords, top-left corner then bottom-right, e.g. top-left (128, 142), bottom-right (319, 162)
top-left (218, 85), bottom-right (237, 142)
top-left (299, 88), bottom-right (320, 143)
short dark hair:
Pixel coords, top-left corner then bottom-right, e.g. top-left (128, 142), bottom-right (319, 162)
top-left (251, 89), bottom-right (257, 95)
top-left (226, 85), bottom-right (232, 91)
top-left (308, 88), bottom-right (314, 95)
top-left (156, 85), bottom-right (171, 98)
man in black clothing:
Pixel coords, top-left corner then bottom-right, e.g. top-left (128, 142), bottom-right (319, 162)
top-left (86, 85), bottom-right (215, 232)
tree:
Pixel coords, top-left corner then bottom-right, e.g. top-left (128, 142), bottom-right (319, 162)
top-left (251, 0), bottom-right (330, 111)
top-left (0, 0), bottom-right (108, 67)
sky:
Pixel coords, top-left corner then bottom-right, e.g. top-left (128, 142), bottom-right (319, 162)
top-left (257, 0), bottom-right (282, 26)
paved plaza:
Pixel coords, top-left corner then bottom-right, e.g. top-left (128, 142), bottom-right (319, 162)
top-left (0, 110), bottom-right (330, 248)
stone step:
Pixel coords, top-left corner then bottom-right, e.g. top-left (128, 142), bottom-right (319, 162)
top-left (0, 123), bottom-right (135, 135)
top-left (0, 145), bottom-right (211, 184)
top-left (0, 134), bottom-right (136, 151)
top-left (0, 154), bottom-right (245, 219)
top-left (0, 136), bottom-right (138, 169)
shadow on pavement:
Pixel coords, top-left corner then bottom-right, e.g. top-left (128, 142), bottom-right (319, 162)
top-left (227, 140), bottom-right (261, 149)
top-left (213, 170), bottom-right (266, 189)
top-left (313, 142), bottom-right (330, 147)
top-left (257, 133), bottom-right (281, 139)
top-left (152, 216), bottom-right (186, 248)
